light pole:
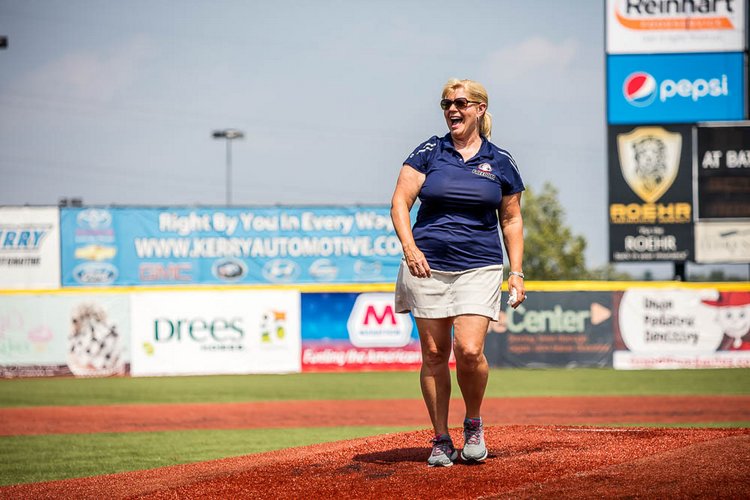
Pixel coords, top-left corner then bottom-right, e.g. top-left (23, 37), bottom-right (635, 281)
top-left (212, 128), bottom-right (244, 206)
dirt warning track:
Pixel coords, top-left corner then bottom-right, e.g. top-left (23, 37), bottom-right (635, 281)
top-left (2, 395), bottom-right (748, 436)
top-left (2, 426), bottom-right (748, 499)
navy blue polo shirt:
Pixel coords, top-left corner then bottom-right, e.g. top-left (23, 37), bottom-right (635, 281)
top-left (404, 134), bottom-right (524, 271)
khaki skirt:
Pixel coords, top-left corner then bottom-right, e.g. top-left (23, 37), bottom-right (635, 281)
top-left (394, 260), bottom-right (503, 321)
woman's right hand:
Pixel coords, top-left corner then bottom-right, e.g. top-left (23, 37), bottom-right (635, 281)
top-left (404, 246), bottom-right (431, 278)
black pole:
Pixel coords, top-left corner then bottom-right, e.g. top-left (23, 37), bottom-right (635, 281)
top-left (226, 139), bottom-right (232, 206)
top-left (673, 261), bottom-right (686, 281)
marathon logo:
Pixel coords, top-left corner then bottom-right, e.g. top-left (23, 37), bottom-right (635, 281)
top-left (615, 0), bottom-right (737, 30)
top-left (0, 227), bottom-right (50, 251)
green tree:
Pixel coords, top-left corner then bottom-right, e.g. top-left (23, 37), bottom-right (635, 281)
top-left (520, 182), bottom-right (601, 280)
top-left (587, 263), bottom-right (634, 281)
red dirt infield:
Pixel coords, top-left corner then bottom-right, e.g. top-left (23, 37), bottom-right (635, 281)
top-left (2, 426), bottom-right (749, 499)
top-left (1, 396), bottom-right (749, 498)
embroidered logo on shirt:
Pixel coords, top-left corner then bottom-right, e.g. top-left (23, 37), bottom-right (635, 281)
top-left (472, 163), bottom-right (496, 180)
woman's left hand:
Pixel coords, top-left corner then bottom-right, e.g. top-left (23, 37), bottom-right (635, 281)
top-left (507, 274), bottom-right (526, 309)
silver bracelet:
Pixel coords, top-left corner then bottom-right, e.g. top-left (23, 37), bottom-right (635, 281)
top-left (508, 271), bottom-right (525, 279)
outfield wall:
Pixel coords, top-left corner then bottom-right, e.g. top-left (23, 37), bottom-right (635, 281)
top-left (1, 281), bottom-right (748, 377)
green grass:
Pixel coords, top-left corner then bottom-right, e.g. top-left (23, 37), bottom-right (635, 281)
top-left (1, 368), bottom-right (748, 407)
top-left (0, 425), bottom-right (420, 486)
top-left (0, 368), bottom-right (748, 487)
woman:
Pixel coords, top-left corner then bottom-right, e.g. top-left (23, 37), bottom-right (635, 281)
top-left (390, 78), bottom-right (526, 467)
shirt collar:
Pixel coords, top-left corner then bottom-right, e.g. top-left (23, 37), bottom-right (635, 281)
top-left (441, 133), bottom-right (492, 160)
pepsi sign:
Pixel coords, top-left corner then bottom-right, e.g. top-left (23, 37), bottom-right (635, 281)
top-left (608, 53), bottom-right (744, 124)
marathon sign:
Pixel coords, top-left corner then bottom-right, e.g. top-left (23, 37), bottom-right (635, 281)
top-left (608, 124), bottom-right (694, 262)
top-left (300, 292), bottom-right (423, 372)
top-left (606, 0), bottom-right (746, 54)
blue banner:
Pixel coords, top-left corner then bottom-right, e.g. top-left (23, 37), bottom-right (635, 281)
top-left (607, 53), bottom-right (744, 125)
top-left (61, 207), bottom-right (402, 286)
top-left (300, 292), bottom-right (421, 371)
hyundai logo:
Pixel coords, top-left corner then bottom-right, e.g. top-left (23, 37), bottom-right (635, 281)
top-left (262, 259), bottom-right (300, 282)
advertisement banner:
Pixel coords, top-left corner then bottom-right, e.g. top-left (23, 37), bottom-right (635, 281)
top-left (607, 53), bottom-right (744, 125)
top-left (61, 207), bottom-right (402, 286)
top-left (606, 0), bottom-right (746, 54)
top-left (608, 124), bottom-right (694, 262)
top-left (613, 289), bottom-right (750, 369)
top-left (0, 207), bottom-right (61, 289)
top-left (301, 292), bottom-right (422, 371)
top-left (0, 293), bottom-right (130, 377)
top-left (484, 292), bottom-right (614, 368)
top-left (129, 290), bottom-right (300, 376)
top-left (696, 124), bottom-right (750, 221)
top-left (695, 221), bottom-right (750, 263)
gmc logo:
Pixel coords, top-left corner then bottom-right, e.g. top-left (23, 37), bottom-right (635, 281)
top-left (139, 263), bottom-right (192, 282)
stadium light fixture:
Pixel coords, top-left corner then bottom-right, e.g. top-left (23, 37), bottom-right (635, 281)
top-left (212, 129), bottom-right (244, 206)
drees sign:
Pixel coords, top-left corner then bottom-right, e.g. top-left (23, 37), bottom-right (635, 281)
top-left (130, 290), bottom-right (301, 376)
top-left (607, 53), bottom-right (744, 124)
top-left (606, 0), bottom-right (746, 54)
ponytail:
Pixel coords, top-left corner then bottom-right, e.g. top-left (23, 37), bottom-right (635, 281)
top-left (480, 110), bottom-right (492, 140)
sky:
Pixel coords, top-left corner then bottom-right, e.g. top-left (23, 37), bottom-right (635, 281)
top-left (0, 0), bottom-right (746, 279)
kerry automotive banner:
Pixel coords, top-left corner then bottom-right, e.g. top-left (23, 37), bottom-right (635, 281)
top-left (606, 0), bottom-right (746, 54)
top-left (607, 53), bottom-right (744, 124)
top-left (613, 288), bottom-right (750, 369)
top-left (608, 124), bottom-right (694, 262)
top-left (300, 292), bottom-right (423, 371)
top-left (0, 207), bottom-right (61, 289)
top-left (0, 293), bottom-right (130, 378)
top-left (484, 292), bottom-right (614, 368)
top-left (129, 290), bottom-right (300, 376)
top-left (60, 207), bottom-right (402, 286)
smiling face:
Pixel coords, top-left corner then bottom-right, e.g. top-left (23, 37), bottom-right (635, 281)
top-left (443, 87), bottom-right (486, 141)
top-left (717, 305), bottom-right (750, 339)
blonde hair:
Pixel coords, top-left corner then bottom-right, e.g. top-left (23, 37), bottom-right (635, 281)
top-left (442, 78), bottom-right (492, 140)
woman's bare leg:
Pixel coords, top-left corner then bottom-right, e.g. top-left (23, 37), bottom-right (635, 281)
top-left (452, 314), bottom-right (491, 419)
top-left (415, 317), bottom-right (454, 435)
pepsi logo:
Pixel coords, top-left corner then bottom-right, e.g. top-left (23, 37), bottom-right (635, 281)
top-left (623, 72), bottom-right (657, 107)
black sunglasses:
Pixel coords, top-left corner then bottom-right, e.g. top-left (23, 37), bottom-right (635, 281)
top-left (440, 98), bottom-right (481, 110)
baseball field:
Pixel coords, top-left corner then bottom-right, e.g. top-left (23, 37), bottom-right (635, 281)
top-left (1, 368), bottom-right (749, 498)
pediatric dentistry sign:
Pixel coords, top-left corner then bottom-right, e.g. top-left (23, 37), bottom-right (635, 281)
top-left (60, 207), bottom-right (403, 286)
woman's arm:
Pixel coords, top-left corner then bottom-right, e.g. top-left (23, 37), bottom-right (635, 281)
top-left (390, 165), bottom-right (430, 278)
top-left (499, 191), bottom-right (525, 308)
